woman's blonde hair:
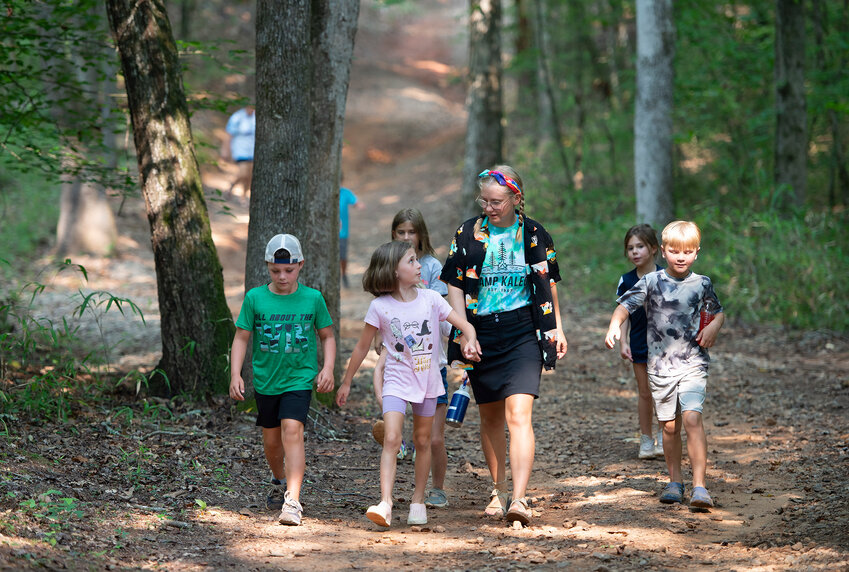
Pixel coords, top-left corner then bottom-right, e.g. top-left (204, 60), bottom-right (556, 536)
top-left (362, 241), bottom-right (414, 296)
top-left (391, 208), bottom-right (435, 257)
top-left (477, 164), bottom-right (525, 217)
top-left (661, 220), bottom-right (701, 249)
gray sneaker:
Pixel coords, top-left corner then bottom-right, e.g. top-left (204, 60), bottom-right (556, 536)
top-left (278, 491), bottom-right (303, 526)
top-left (266, 479), bottom-right (286, 511)
top-left (424, 488), bottom-right (449, 508)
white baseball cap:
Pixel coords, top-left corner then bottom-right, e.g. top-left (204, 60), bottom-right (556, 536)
top-left (264, 234), bottom-right (304, 264)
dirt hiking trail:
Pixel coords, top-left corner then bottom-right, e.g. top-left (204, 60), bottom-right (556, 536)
top-left (3, 2), bottom-right (849, 571)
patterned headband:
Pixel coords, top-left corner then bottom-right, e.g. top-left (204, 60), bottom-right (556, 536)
top-left (478, 169), bottom-right (522, 195)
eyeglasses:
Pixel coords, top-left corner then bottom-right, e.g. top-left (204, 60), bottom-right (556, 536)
top-left (475, 197), bottom-right (507, 209)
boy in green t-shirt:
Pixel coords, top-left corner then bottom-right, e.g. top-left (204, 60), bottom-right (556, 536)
top-left (230, 234), bottom-right (336, 526)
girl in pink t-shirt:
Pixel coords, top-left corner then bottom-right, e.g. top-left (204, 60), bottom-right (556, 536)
top-left (337, 241), bottom-right (480, 528)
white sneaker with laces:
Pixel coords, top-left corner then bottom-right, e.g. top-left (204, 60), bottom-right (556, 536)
top-left (638, 434), bottom-right (656, 459)
top-left (278, 491), bottom-right (303, 526)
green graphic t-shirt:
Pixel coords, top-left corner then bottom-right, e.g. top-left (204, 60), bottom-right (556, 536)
top-left (235, 283), bottom-right (333, 395)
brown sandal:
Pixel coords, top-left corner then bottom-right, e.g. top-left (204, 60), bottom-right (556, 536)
top-left (505, 497), bottom-right (531, 525)
top-left (484, 481), bottom-right (509, 517)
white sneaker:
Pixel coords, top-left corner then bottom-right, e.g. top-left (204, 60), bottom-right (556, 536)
top-left (654, 430), bottom-right (665, 457)
top-left (277, 491), bottom-right (303, 526)
top-left (638, 434), bottom-right (656, 459)
top-left (366, 500), bottom-right (392, 527)
top-left (406, 502), bottom-right (427, 525)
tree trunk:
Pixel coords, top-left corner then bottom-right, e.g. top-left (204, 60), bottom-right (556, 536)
top-left (247, 0), bottom-right (311, 293)
top-left (531, 0), bottom-right (572, 187)
top-left (774, 0), bottom-right (807, 209)
top-left (106, 0), bottom-right (235, 397)
top-left (46, 2), bottom-right (119, 258)
top-left (55, 179), bottom-right (118, 257)
top-left (307, 0), bottom-right (359, 403)
top-left (634, 0), bottom-right (675, 228)
top-left (249, 1), bottom-right (358, 399)
top-left (461, 0), bottom-right (504, 221)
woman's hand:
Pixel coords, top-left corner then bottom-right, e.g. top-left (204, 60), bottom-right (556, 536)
top-left (554, 329), bottom-right (568, 359)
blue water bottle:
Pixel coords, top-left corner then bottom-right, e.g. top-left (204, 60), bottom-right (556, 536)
top-left (445, 375), bottom-right (470, 428)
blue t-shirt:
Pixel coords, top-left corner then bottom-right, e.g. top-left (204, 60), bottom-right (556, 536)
top-left (225, 108), bottom-right (256, 161)
top-left (616, 265), bottom-right (663, 362)
top-left (476, 218), bottom-right (530, 316)
top-left (339, 187), bottom-right (357, 239)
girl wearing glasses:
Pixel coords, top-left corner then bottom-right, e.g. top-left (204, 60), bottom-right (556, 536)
top-left (440, 165), bottom-right (568, 525)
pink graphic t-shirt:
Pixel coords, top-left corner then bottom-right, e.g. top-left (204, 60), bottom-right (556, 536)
top-left (365, 288), bottom-right (452, 403)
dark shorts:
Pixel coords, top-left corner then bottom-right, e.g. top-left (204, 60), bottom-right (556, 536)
top-left (255, 389), bottom-right (312, 428)
top-left (340, 237), bottom-right (349, 260)
top-left (436, 367), bottom-right (448, 406)
top-left (467, 306), bottom-right (543, 404)
top-left (631, 351), bottom-right (648, 364)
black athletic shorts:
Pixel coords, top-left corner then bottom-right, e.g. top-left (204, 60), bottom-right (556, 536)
top-left (255, 389), bottom-right (312, 428)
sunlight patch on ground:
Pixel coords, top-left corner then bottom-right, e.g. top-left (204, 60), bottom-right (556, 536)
top-left (395, 86), bottom-right (453, 107)
top-left (406, 58), bottom-right (453, 75)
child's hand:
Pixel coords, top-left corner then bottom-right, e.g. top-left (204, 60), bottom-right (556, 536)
top-left (229, 375), bottom-right (245, 401)
top-left (619, 344), bottom-right (633, 361)
top-left (604, 326), bottom-right (621, 349)
top-left (335, 382), bottom-right (351, 407)
top-left (696, 319), bottom-right (721, 348)
top-left (316, 367), bottom-right (334, 393)
top-left (462, 337), bottom-right (482, 362)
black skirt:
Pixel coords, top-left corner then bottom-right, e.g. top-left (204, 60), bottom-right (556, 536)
top-left (467, 305), bottom-right (543, 404)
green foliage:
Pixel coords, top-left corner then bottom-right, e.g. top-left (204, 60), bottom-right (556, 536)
top-left (536, 185), bottom-right (849, 332)
top-left (509, 0), bottom-right (849, 332)
top-left (0, 264), bottom-right (154, 425)
top-left (0, 164), bottom-right (61, 268)
top-left (18, 490), bottom-right (85, 546)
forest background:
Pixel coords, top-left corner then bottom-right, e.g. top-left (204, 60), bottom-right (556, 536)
top-left (1, 0), bottom-right (849, 569)
top-left (2, 0), bottom-right (848, 339)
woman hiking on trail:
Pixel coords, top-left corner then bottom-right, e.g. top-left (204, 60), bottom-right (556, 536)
top-left (440, 165), bottom-right (568, 526)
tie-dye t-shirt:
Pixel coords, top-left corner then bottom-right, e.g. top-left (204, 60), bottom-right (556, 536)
top-left (616, 270), bottom-right (723, 377)
top-left (476, 219), bottom-right (531, 316)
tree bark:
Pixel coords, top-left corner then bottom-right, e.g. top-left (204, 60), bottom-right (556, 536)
top-left (249, 1), bottom-right (358, 399)
top-left (461, 0), bottom-right (504, 221)
top-left (55, 179), bottom-right (118, 257)
top-left (774, 0), bottom-right (807, 209)
top-left (106, 0), bottom-right (235, 397)
top-left (634, 0), bottom-right (675, 228)
top-left (307, 0), bottom-right (359, 402)
top-left (531, 0), bottom-right (572, 183)
top-left (247, 0), bottom-right (312, 292)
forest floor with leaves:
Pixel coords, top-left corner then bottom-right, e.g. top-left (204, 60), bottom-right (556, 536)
top-left (3, 1), bottom-right (849, 570)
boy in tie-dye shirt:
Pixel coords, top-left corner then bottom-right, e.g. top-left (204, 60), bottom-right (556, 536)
top-left (605, 221), bottom-right (725, 512)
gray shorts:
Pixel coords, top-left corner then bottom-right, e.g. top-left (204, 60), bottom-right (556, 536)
top-left (648, 368), bottom-right (707, 422)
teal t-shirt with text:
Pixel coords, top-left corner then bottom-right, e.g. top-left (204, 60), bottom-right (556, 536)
top-left (235, 283), bottom-right (333, 395)
top-left (476, 218), bottom-right (531, 316)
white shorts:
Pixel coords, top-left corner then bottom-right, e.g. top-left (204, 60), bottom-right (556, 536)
top-left (648, 368), bottom-right (707, 422)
